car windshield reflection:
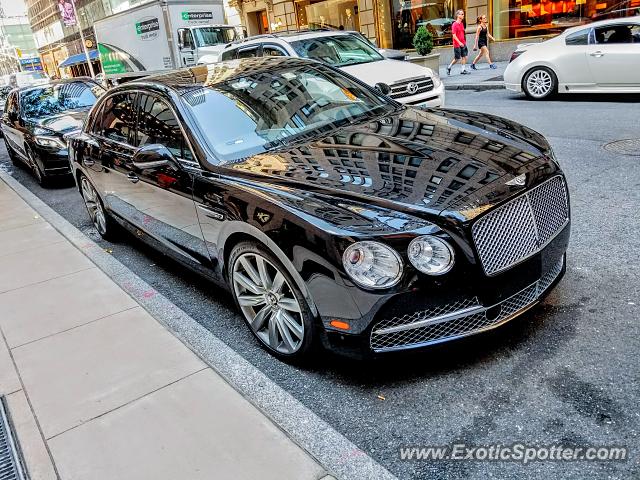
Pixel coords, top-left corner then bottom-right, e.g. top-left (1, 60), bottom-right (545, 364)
top-left (181, 63), bottom-right (395, 162)
top-left (21, 81), bottom-right (105, 119)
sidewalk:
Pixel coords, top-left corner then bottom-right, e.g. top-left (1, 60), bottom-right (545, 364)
top-left (439, 60), bottom-right (507, 90)
top-left (0, 177), bottom-right (332, 480)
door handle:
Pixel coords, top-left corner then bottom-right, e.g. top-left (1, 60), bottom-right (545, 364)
top-left (590, 51), bottom-right (604, 57)
top-left (82, 158), bottom-right (95, 167)
top-left (127, 172), bottom-right (139, 183)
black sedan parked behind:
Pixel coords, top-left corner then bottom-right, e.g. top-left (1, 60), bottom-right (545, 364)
top-left (69, 57), bottom-right (570, 361)
top-left (1, 78), bottom-right (104, 185)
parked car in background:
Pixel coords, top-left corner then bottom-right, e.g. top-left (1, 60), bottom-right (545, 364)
top-left (505, 17), bottom-right (640, 99)
top-left (69, 58), bottom-right (569, 361)
top-left (1, 78), bottom-right (105, 185)
top-left (219, 30), bottom-right (444, 108)
top-left (9, 71), bottom-right (49, 89)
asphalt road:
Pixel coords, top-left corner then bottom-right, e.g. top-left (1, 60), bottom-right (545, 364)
top-left (2, 89), bottom-right (639, 479)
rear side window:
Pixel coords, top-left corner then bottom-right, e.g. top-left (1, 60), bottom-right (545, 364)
top-left (95, 93), bottom-right (136, 144)
top-left (595, 24), bottom-right (638, 44)
top-left (565, 29), bottom-right (590, 45)
top-left (221, 49), bottom-right (237, 61)
top-left (238, 47), bottom-right (259, 59)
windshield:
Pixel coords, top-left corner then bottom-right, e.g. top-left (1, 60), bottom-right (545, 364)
top-left (21, 81), bottom-right (104, 119)
top-left (290, 35), bottom-right (384, 67)
top-left (182, 62), bottom-right (393, 162)
top-left (193, 27), bottom-right (237, 47)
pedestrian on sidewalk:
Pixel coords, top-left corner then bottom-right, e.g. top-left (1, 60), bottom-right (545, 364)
top-left (471, 14), bottom-right (497, 70)
top-left (447, 10), bottom-right (469, 76)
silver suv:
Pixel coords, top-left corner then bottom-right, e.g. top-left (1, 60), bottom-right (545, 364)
top-left (218, 31), bottom-right (444, 108)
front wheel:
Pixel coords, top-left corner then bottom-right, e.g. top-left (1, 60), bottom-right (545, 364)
top-left (523, 67), bottom-right (557, 100)
top-left (229, 242), bottom-right (316, 361)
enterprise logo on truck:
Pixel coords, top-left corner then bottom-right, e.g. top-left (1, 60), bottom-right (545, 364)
top-left (181, 11), bottom-right (214, 21)
top-left (135, 17), bottom-right (160, 40)
top-left (136, 18), bottom-right (160, 34)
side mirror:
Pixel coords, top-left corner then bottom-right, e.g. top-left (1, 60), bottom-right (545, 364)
top-left (132, 144), bottom-right (179, 171)
top-left (177, 28), bottom-right (191, 50)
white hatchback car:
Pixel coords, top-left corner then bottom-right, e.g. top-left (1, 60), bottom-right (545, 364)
top-left (218, 31), bottom-right (445, 108)
top-left (504, 17), bottom-right (640, 99)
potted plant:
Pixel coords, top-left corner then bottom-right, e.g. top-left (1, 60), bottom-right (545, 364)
top-left (409, 26), bottom-right (440, 72)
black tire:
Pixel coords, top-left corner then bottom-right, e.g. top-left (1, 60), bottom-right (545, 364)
top-left (522, 67), bottom-right (557, 100)
top-left (4, 139), bottom-right (20, 166)
top-left (228, 241), bottom-right (317, 362)
top-left (78, 173), bottom-right (120, 241)
top-left (25, 146), bottom-right (48, 187)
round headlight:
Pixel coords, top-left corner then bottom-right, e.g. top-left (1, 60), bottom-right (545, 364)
top-left (407, 236), bottom-right (454, 275)
top-left (342, 241), bottom-right (403, 289)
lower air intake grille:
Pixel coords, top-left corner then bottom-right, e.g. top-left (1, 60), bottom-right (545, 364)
top-left (370, 258), bottom-right (564, 352)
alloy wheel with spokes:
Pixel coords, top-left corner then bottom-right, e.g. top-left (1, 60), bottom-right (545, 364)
top-left (524, 68), bottom-right (556, 100)
top-left (231, 250), bottom-right (306, 355)
top-left (80, 176), bottom-right (108, 236)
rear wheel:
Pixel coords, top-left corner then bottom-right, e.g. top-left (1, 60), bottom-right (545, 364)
top-left (79, 174), bottom-right (118, 240)
top-left (523, 67), bottom-right (557, 100)
top-left (229, 241), bottom-right (316, 361)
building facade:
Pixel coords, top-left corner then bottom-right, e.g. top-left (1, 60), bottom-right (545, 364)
top-left (228, 0), bottom-right (640, 51)
top-left (0, 0), bottom-right (39, 75)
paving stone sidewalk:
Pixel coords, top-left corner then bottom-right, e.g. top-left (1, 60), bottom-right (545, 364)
top-left (439, 60), bottom-right (507, 90)
top-left (0, 177), bottom-right (333, 480)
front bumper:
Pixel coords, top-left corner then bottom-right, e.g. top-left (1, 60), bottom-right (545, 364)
top-left (33, 145), bottom-right (72, 177)
top-left (398, 83), bottom-right (445, 108)
top-left (320, 221), bottom-right (569, 357)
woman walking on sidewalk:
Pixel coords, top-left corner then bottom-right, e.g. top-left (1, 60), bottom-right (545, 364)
top-left (471, 14), bottom-right (497, 70)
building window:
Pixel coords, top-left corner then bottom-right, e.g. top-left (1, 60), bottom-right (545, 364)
top-left (492, 0), bottom-right (640, 40)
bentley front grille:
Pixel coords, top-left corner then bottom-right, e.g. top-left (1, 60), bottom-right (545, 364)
top-left (472, 176), bottom-right (569, 276)
top-left (370, 258), bottom-right (564, 352)
top-left (389, 77), bottom-right (434, 99)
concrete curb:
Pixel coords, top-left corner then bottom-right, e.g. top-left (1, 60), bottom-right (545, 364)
top-left (445, 82), bottom-right (505, 91)
top-left (0, 169), bottom-right (398, 480)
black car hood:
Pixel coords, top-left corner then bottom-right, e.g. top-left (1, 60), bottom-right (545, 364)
top-left (31, 109), bottom-right (89, 135)
top-left (222, 107), bottom-right (559, 224)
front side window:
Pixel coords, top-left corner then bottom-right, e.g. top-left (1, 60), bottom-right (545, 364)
top-left (96, 92), bottom-right (136, 144)
top-left (135, 94), bottom-right (192, 161)
top-left (20, 81), bottom-right (105, 119)
top-left (291, 35), bottom-right (384, 66)
top-left (193, 27), bottom-right (237, 47)
top-left (565, 28), bottom-right (590, 45)
top-left (181, 62), bottom-right (394, 162)
top-left (595, 24), bottom-right (639, 44)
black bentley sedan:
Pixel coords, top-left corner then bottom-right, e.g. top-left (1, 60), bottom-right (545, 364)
top-left (69, 57), bottom-right (570, 360)
top-left (1, 78), bottom-right (104, 185)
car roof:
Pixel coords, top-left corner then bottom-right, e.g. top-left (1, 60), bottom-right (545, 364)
top-left (131, 57), bottom-right (326, 94)
top-left (15, 76), bottom-right (97, 94)
top-left (562, 16), bottom-right (640, 35)
top-left (229, 29), bottom-right (360, 47)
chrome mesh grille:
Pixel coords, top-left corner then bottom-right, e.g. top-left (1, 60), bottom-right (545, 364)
top-left (472, 176), bottom-right (569, 276)
top-left (370, 258), bottom-right (564, 352)
top-left (389, 77), bottom-right (434, 99)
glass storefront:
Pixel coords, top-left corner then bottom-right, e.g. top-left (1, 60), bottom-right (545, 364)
top-left (493, 0), bottom-right (639, 39)
top-left (385, 0), bottom-right (464, 49)
top-left (295, 0), bottom-right (361, 30)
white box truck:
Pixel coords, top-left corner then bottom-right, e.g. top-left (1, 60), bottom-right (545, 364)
top-left (95, 0), bottom-right (239, 80)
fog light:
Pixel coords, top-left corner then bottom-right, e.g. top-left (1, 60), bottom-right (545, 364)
top-left (407, 236), bottom-right (454, 275)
